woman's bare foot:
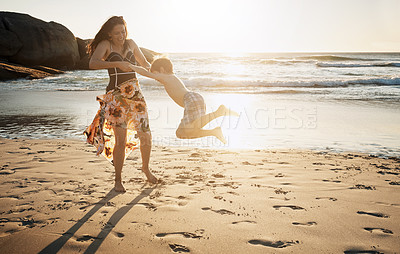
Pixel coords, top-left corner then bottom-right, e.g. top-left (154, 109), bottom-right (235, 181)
top-left (142, 168), bottom-right (158, 184)
top-left (217, 105), bottom-right (239, 117)
top-left (114, 181), bottom-right (126, 192)
top-left (214, 127), bottom-right (227, 144)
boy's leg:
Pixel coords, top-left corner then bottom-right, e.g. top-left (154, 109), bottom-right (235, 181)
top-left (190, 105), bottom-right (239, 129)
top-left (176, 126), bottom-right (226, 144)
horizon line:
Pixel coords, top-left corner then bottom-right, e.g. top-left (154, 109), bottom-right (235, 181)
top-left (155, 51), bottom-right (400, 54)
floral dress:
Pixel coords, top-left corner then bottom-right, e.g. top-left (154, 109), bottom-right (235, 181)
top-left (84, 50), bottom-right (150, 164)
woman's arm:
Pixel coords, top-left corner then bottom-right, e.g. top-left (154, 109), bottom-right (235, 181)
top-left (89, 40), bottom-right (132, 71)
top-left (129, 40), bottom-right (151, 70)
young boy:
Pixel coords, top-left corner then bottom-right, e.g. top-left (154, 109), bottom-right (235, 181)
top-left (128, 58), bottom-right (238, 144)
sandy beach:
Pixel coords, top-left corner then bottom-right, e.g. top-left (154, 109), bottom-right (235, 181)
top-left (0, 138), bottom-right (399, 253)
top-left (1, 2), bottom-right (400, 253)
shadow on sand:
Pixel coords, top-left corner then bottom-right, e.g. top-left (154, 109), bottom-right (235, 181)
top-left (39, 186), bottom-right (155, 253)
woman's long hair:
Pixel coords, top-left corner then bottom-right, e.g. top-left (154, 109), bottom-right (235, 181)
top-left (87, 16), bottom-right (128, 57)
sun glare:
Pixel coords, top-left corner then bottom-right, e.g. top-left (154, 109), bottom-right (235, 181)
top-left (205, 94), bottom-right (256, 149)
top-left (222, 63), bottom-right (245, 79)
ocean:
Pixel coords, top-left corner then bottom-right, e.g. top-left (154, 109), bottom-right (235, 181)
top-left (1, 52), bottom-right (399, 157)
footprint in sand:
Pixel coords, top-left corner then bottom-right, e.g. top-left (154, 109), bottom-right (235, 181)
top-left (375, 201), bottom-right (400, 207)
top-left (248, 239), bottom-right (299, 248)
top-left (273, 205), bottom-right (305, 210)
top-left (131, 221), bottom-right (153, 227)
top-left (23, 190), bottom-right (40, 195)
top-left (177, 149), bottom-right (190, 153)
top-left (137, 202), bottom-right (157, 211)
top-left (169, 244), bottom-right (190, 253)
top-left (177, 201), bottom-right (188, 206)
top-left (114, 232), bottom-right (125, 238)
top-left (156, 231), bottom-right (203, 239)
top-left (232, 220), bottom-right (257, 225)
top-left (88, 160), bottom-right (103, 163)
top-left (201, 207), bottom-right (235, 215)
top-left (1, 218), bottom-right (38, 228)
top-left (211, 173), bottom-right (225, 178)
top-left (357, 211), bottom-right (390, 218)
top-left (316, 197), bottom-right (337, 201)
top-left (377, 170), bottom-right (399, 176)
top-left (292, 221), bottom-right (317, 226)
top-left (14, 183), bottom-right (27, 188)
top-left (126, 156), bottom-right (139, 161)
top-left (37, 179), bottom-right (51, 183)
top-left (76, 234), bottom-right (101, 242)
top-left (322, 179), bottom-right (341, 183)
top-left (32, 157), bottom-right (51, 163)
top-left (0, 169), bottom-right (15, 175)
top-left (330, 168), bottom-right (345, 172)
top-left (350, 184), bottom-right (376, 190)
top-left (37, 150), bottom-right (55, 154)
top-left (363, 227), bottom-right (393, 234)
top-left (1, 166), bottom-right (30, 175)
top-left (3, 194), bottom-right (22, 200)
top-left (274, 189), bottom-right (289, 195)
top-left (276, 162), bottom-right (290, 164)
top-left (344, 249), bottom-right (384, 254)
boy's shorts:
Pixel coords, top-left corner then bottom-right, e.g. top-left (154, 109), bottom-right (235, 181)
top-left (179, 92), bottom-right (206, 127)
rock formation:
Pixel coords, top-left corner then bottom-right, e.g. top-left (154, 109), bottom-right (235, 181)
top-left (0, 12), bottom-right (160, 81)
top-left (0, 12), bottom-right (80, 69)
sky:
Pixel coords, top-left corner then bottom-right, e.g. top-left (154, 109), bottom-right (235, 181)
top-left (2, 0), bottom-right (399, 53)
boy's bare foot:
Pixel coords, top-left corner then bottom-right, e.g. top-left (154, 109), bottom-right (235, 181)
top-left (218, 105), bottom-right (239, 117)
top-left (214, 127), bottom-right (227, 144)
top-left (114, 181), bottom-right (126, 192)
top-left (142, 168), bottom-right (158, 184)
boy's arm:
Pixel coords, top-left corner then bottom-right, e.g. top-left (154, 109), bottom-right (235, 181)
top-left (129, 64), bottom-right (159, 80)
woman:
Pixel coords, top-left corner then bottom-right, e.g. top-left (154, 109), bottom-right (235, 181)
top-left (84, 16), bottom-right (157, 192)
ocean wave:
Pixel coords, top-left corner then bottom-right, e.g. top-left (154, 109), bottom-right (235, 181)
top-left (180, 77), bottom-right (400, 90)
top-left (55, 88), bottom-right (101, 91)
top-left (344, 73), bottom-right (366, 76)
top-left (257, 59), bottom-right (315, 65)
top-left (254, 90), bottom-right (307, 94)
top-left (317, 62), bottom-right (400, 68)
top-left (296, 55), bottom-right (376, 61)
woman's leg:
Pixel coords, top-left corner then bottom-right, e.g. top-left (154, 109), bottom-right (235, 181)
top-left (113, 126), bottom-right (127, 192)
top-left (137, 131), bottom-right (158, 183)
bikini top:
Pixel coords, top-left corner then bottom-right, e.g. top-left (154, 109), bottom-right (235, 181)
top-left (106, 43), bottom-right (137, 92)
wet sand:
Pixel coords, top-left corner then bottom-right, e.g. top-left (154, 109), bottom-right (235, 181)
top-left (1, 89), bottom-right (400, 157)
top-left (0, 138), bottom-right (399, 253)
